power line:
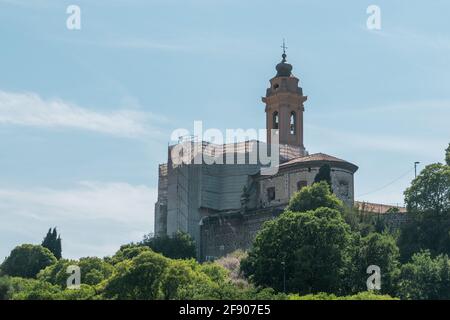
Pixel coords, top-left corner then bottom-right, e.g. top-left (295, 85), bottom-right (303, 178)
top-left (357, 168), bottom-right (414, 198)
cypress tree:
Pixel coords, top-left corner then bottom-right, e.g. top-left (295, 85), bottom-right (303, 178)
top-left (41, 227), bottom-right (62, 260)
top-left (41, 228), bottom-right (52, 252)
top-left (314, 164), bottom-right (332, 191)
top-left (55, 235), bottom-right (62, 260)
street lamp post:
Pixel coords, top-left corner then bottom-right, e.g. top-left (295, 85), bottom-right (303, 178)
top-left (281, 261), bottom-right (286, 293)
top-left (414, 161), bottom-right (420, 178)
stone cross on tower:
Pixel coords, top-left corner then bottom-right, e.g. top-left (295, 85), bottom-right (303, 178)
top-left (281, 39), bottom-right (287, 56)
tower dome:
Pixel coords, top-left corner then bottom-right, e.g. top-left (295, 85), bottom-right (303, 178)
top-left (275, 53), bottom-right (293, 77)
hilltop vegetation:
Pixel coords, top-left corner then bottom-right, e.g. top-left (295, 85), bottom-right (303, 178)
top-left (0, 144), bottom-right (449, 300)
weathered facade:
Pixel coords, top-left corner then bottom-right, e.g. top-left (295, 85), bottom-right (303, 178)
top-left (154, 52), bottom-right (359, 260)
top-left (355, 201), bottom-right (410, 230)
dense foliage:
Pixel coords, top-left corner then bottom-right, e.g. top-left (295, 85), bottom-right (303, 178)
top-left (242, 182), bottom-right (401, 296)
top-left (140, 231), bottom-right (196, 260)
top-left (0, 247), bottom-right (395, 300)
top-left (243, 144), bottom-right (449, 299)
top-left (38, 257), bottom-right (114, 286)
top-left (0, 244), bottom-right (56, 278)
top-left (241, 207), bottom-right (354, 295)
top-left (398, 155), bottom-right (450, 261)
top-left (286, 181), bottom-right (343, 213)
top-left (404, 163), bottom-right (450, 215)
top-left (288, 291), bottom-right (397, 300)
top-left (0, 276), bottom-right (13, 300)
top-left (352, 233), bottom-right (400, 294)
top-left (397, 251), bottom-right (450, 300)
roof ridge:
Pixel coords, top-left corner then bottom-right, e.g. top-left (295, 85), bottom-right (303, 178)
top-left (279, 152), bottom-right (358, 173)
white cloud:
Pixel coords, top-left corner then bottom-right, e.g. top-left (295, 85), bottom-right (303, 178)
top-left (107, 38), bottom-right (190, 52)
top-left (0, 182), bottom-right (157, 259)
top-left (309, 99), bottom-right (450, 119)
top-left (0, 90), bottom-right (163, 137)
top-left (0, 0), bottom-right (57, 9)
top-left (306, 124), bottom-right (447, 156)
top-left (373, 28), bottom-right (450, 52)
top-left (306, 99), bottom-right (450, 157)
top-left (364, 100), bottom-right (449, 114)
top-left (56, 37), bottom-right (192, 53)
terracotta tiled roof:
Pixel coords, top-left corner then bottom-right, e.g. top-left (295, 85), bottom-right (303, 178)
top-left (280, 152), bottom-right (358, 172)
top-left (355, 201), bottom-right (407, 214)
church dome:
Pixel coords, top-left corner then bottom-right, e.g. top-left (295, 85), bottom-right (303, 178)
top-left (275, 53), bottom-right (293, 77)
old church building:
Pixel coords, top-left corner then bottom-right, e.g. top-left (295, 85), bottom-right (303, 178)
top-left (154, 51), bottom-right (359, 260)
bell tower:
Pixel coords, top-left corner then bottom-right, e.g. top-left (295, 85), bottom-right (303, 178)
top-left (262, 45), bottom-right (307, 156)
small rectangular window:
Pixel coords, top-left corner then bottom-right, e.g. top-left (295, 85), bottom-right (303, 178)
top-left (290, 112), bottom-right (296, 135)
top-left (267, 187), bottom-right (276, 201)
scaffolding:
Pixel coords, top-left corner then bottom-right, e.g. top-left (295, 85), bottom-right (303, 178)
top-left (169, 140), bottom-right (306, 167)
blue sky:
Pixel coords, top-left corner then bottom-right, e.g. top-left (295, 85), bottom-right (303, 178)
top-left (1, 0), bottom-right (449, 260)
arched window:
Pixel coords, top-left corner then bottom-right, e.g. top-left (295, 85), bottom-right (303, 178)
top-left (290, 111), bottom-right (296, 135)
top-left (273, 112), bottom-right (279, 129)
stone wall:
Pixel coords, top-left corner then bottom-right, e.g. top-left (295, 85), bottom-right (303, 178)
top-left (200, 209), bottom-right (278, 261)
top-left (380, 212), bottom-right (411, 230)
top-left (154, 163), bottom-right (168, 236)
top-left (257, 166), bottom-right (354, 208)
top-left (199, 209), bottom-right (411, 261)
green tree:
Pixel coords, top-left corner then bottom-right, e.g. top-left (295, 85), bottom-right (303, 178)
top-left (1, 244), bottom-right (57, 278)
top-left (140, 231), bottom-right (196, 259)
top-left (343, 206), bottom-right (381, 236)
top-left (58, 284), bottom-right (97, 300)
top-left (242, 287), bottom-right (287, 300)
top-left (399, 152), bottom-right (450, 260)
top-left (398, 213), bottom-right (450, 261)
top-left (397, 251), bottom-right (450, 300)
top-left (404, 163), bottom-right (450, 215)
top-left (41, 228), bottom-right (62, 260)
top-left (38, 257), bottom-right (114, 287)
top-left (160, 259), bottom-right (218, 300)
top-left (110, 245), bottom-right (151, 265)
top-left (286, 181), bottom-right (344, 213)
top-left (241, 207), bottom-right (354, 295)
top-left (288, 291), bottom-right (397, 300)
top-left (78, 257), bottom-right (114, 285)
top-left (6, 277), bottom-right (98, 300)
top-left (36, 259), bottom-right (70, 287)
top-left (10, 278), bottom-right (62, 300)
top-left (446, 143), bottom-right (450, 166)
top-left (352, 233), bottom-right (400, 295)
top-left (0, 276), bottom-right (13, 300)
top-left (161, 260), bottom-right (196, 299)
top-left (103, 250), bottom-right (168, 299)
top-left (102, 246), bottom-right (277, 300)
top-left (314, 164), bottom-right (332, 190)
